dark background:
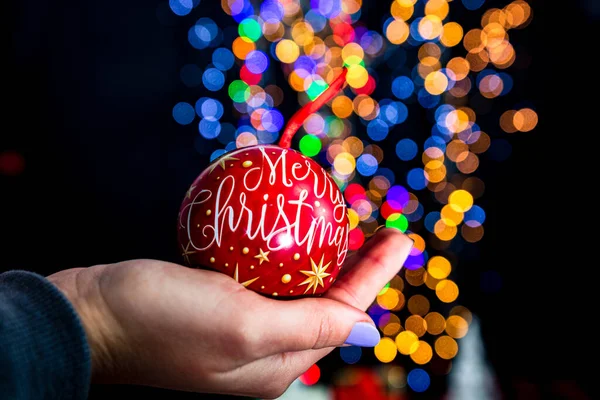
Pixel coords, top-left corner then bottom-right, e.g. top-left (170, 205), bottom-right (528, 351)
top-left (3, 0), bottom-right (591, 399)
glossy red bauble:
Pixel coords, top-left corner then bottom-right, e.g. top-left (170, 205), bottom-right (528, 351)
top-left (177, 145), bottom-right (350, 298)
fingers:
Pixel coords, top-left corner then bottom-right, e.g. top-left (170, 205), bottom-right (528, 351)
top-left (245, 296), bottom-right (380, 358)
top-left (326, 228), bottom-right (413, 311)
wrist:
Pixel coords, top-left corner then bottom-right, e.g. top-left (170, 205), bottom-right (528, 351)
top-left (47, 265), bottom-right (122, 383)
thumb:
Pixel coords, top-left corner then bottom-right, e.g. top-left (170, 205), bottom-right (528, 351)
top-left (250, 297), bottom-right (380, 358)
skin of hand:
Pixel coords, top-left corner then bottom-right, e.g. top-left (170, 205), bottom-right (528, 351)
top-left (47, 228), bottom-right (413, 399)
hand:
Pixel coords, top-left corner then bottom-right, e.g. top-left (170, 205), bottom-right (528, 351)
top-left (47, 228), bottom-right (413, 398)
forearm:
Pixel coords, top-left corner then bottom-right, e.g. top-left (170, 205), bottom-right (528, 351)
top-left (0, 270), bottom-right (91, 400)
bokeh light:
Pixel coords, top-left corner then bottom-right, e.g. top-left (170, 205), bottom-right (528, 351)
top-left (170, 0), bottom-right (538, 393)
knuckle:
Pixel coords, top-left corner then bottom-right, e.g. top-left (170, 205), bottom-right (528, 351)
top-left (228, 315), bottom-right (261, 358)
top-left (260, 378), bottom-right (291, 399)
top-left (312, 304), bottom-right (336, 349)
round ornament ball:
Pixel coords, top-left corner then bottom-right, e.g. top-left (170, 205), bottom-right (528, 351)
top-left (177, 145), bottom-right (350, 298)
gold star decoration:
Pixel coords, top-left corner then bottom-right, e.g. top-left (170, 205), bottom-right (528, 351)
top-left (186, 184), bottom-right (196, 199)
top-left (298, 255), bottom-right (332, 294)
top-left (234, 263), bottom-right (260, 287)
top-left (209, 154), bottom-right (240, 173)
top-left (181, 242), bottom-right (196, 265)
top-left (254, 248), bottom-right (270, 265)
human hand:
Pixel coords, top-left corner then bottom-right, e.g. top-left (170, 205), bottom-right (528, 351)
top-left (47, 228), bottom-right (413, 398)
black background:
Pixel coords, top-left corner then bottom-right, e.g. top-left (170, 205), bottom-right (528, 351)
top-left (4, 0), bottom-right (592, 399)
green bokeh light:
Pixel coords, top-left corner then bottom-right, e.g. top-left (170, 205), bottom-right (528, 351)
top-left (228, 80), bottom-right (250, 103)
top-left (299, 134), bottom-right (322, 157)
top-left (386, 213), bottom-right (409, 232)
top-left (238, 18), bottom-right (262, 42)
top-left (306, 80), bottom-right (328, 100)
top-left (378, 282), bottom-right (391, 296)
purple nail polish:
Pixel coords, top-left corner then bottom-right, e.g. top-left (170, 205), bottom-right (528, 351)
top-left (344, 322), bottom-right (381, 347)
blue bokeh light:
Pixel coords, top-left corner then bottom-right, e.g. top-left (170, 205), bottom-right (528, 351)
top-left (340, 346), bottom-right (362, 364)
top-left (407, 369), bottom-right (430, 392)
top-left (392, 76), bottom-right (415, 100)
top-left (172, 102), bottom-right (195, 125)
top-left (212, 48), bottom-right (235, 71)
top-left (199, 118), bottom-right (222, 139)
top-left (396, 138), bottom-right (418, 161)
top-left (462, 0), bottom-right (486, 11)
top-left (407, 168), bottom-right (428, 190)
top-left (357, 154), bottom-right (378, 176)
top-left (367, 119), bottom-right (389, 141)
top-left (202, 68), bottom-right (225, 91)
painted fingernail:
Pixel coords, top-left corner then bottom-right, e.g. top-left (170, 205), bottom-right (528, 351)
top-left (344, 322), bottom-right (381, 347)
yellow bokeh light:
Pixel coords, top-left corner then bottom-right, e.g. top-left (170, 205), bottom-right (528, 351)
top-left (395, 331), bottom-right (419, 355)
top-left (291, 21), bottom-right (314, 46)
top-left (434, 219), bottom-right (457, 241)
top-left (380, 313), bottom-right (403, 337)
top-left (465, 50), bottom-right (490, 72)
top-left (436, 279), bottom-right (459, 303)
top-left (275, 39), bottom-right (300, 64)
top-left (424, 71), bottom-right (449, 95)
top-left (445, 109), bottom-right (471, 133)
top-left (407, 233), bottom-right (425, 254)
top-left (463, 29), bottom-right (486, 53)
top-left (435, 335), bottom-right (459, 359)
top-left (469, 131), bottom-right (490, 154)
top-left (513, 108), bottom-right (538, 132)
top-left (425, 273), bottom-right (441, 290)
top-left (483, 22), bottom-right (507, 49)
top-left (333, 152), bottom-right (356, 175)
top-left (441, 22), bottom-right (463, 47)
top-left (377, 288), bottom-right (400, 310)
top-left (342, 0), bottom-right (363, 14)
top-left (450, 305), bottom-right (473, 325)
top-left (448, 189), bottom-right (473, 212)
top-left (346, 64), bottom-right (369, 89)
top-left (305, 37), bottom-right (327, 59)
top-left (391, 0), bottom-right (415, 21)
top-left (489, 41), bottom-right (516, 69)
top-left (425, 0), bottom-right (449, 19)
top-left (332, 95), bottom-right (354, 119)
top-left (407, 294), bottom-right (430, 316)
top-left (343, 136), bottom-right (364, 158)
top-left (482, 8), bottom-right (508, 28)
top-left (405, 267), bottom-right (427, 287)
top-left (419, 42), bottom-right (442, 60)
top-left (288, 70), bottom-right (306, 92)
top-left (347, 208), bottom-right (359, 229)
top-left (457, 152), bottom-right (479, 174)
top-left (425, 312), bottom-right (446, 335)
top-left (446, 57), bottom-right (470, 80)
top-left (375, 337), bottom-right (398, 363)
top-left (427, 256), bottom-right (451, 280)
top-left (386, 19), bottom-right (410, 44)
top-left (410, 341), bottom-right (433, 365)
top-left (441, 204), bottom-right (464, 226)
top-left (500, 109), bottom-right (518, 133)
top-left (419, 15), bottom-right (443, 40)
top-left (405, 315), bottom-right (428, 337)
top-left (504, 1), bottom-right (532, 29)
top-left (354, 95), bottom-right (378, 118)
top-left (462, 224), bottom-right (484, 243)
top-left (263, 22), bottom-right (284, 42)
top-left (446, 315), bottom-right (469, 339)
top-left (342, 42), bottom-right (364, 64)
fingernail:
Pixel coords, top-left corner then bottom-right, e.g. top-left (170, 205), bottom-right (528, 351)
top-left (344, 322), bottom-right (381, 347)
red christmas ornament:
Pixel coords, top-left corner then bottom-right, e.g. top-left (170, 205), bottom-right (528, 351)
top-left (178, 69), bottom-right (349, 298)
